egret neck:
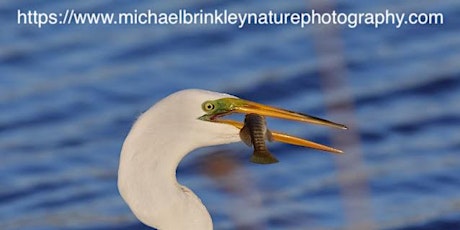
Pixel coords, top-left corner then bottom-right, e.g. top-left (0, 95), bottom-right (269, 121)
top-left (118, 107), bottom-right (219, 230)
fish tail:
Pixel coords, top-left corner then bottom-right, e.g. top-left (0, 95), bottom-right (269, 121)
top-left (250, 150), bottom-right (279, 164)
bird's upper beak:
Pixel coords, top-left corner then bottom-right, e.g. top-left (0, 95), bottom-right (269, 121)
top-left (199, 98), bottom-right (347, 154)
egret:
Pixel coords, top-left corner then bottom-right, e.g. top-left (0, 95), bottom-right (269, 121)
top-left (118, 89), bottom-right (347, 229)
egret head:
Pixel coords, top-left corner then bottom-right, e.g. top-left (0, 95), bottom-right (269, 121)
top-left (136, 89), bottom-right (346, 153)
top-left (191, 90), bottom-right (347, 153)
top-left (140, 89), bottom-right (243, 147)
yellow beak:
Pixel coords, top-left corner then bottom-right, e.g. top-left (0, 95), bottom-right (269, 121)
top-left (206, 98), bottom-right (347, 154)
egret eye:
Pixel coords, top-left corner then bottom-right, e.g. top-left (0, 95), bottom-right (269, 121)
top-left (202, 101), bottom-right (215, 112)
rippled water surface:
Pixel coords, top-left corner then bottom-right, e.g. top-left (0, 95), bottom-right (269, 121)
top-left (1, 0), bottom-right (460, 229)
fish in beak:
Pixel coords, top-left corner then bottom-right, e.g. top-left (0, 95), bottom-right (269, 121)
top-left (198, 97), bottom-right (347, 154)
top-left (239, 113), bottom-right (279, 164)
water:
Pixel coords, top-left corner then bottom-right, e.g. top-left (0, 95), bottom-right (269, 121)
top-left (1, 0), bottom-right (460, 229)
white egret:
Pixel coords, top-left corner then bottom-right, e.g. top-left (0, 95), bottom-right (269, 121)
top-left (118, 89), bottom-right (346, 229)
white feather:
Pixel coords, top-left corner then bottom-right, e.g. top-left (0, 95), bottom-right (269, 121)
top-left (118, 89), bottom-right (241, 229)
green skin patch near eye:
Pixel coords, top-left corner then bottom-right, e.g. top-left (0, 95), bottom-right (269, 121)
top-left (198, 98), bottom-right (247, 121)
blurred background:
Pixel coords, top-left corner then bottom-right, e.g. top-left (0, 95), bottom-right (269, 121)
top-left (1, 0), bottom-right (460, 229)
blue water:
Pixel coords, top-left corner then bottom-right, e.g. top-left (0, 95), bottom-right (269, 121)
top-left (1, 0), bottom-right (460, 229)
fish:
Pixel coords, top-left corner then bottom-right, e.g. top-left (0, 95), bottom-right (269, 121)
top-left (239, 113), bottom-right (279, 164)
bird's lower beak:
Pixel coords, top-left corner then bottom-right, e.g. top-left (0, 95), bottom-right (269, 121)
top-left (211, 98), bottom-right (347, 154)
